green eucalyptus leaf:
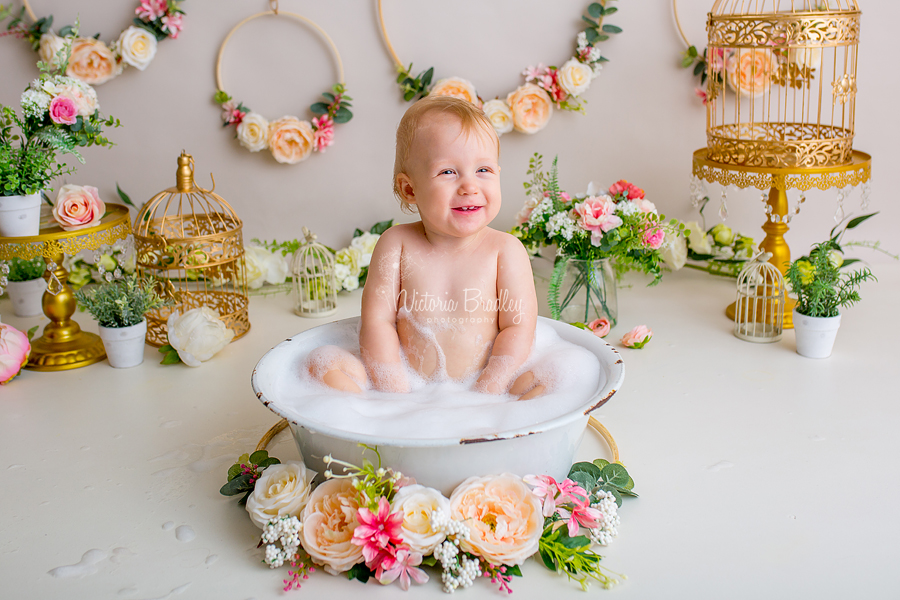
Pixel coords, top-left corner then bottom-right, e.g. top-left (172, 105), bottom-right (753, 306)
top-left (257, 457), bottom-right (281, 469)
top-left (568, 471), bottom-right (596, 495)
top-left (322, 92), bottom-right (335, 101)
top-left (370, 219), bottom-right (394, 235)
top-left (581, 15), bottom-right (597, 26)
top-left (249, 450), bottom-right (269, 465)
top-left (219, 473), bottom-right (254, 496)
top-left (603, 6), bottom-right (618, 15)
top-left (333, 106), bottom-right (353, 124)
top-left (587, 3), bottom-right (604, 18)
top-left (602, 24), bottom-right (623, 34)
top-left (693, 61), bottom-right (706, 76)
top-left (569, 461), bottom-right (602, 480)
top-left (227, 464), bottom-right (242, 481)
top-left (592, 458), bottom-right (611, 469)
top-left (310, 102), bottom-right (329, 115)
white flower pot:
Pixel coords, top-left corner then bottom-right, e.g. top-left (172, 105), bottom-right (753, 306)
top-left (793, 309), bottom-right (841, 359)
top-left (98, 319), bottom-right (148, 368)
top-left (6, 277), bottom-right (47, 317)
top-left (0, 193), bottom-right (42, 237)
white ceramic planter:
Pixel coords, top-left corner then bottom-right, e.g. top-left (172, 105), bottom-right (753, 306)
top-left (98, 320), bottom-right (148, 368)
top-left (793, 309), bottom-right (841, 359)
top-left (6, 277), bottom-right (47, 317)
top-left (0, 193), bottom-right (42, 237)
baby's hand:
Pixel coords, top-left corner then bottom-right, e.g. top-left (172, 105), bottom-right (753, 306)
top-left (367, 360), bottom-right (410, 394)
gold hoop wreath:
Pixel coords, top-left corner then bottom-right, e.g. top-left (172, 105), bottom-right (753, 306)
top-left (377, 0), bottom-right (623, 136)
top-left (4, 0), bottom-right (185, 85)
top-left (214, 7), bottom-right (352, 165)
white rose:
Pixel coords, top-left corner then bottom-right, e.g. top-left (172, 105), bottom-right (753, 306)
top-left (39, 32), bottom-right (66, 68)
top-left (333, 262), bottom-right (351, 283)
top-left (341, 275), bottom-right (359, 292)
top-left (557, 58), bottom-right (594, 97)
top-left (684, 221), bottom-right (713, 255)
top-left (660, 229), bottom-right (687, 270)
top-left (244, 245), bottom-right (288, 289)
top-left (246, 461), bottom-right (317, 530)
top-left (481, 99), bottom-right (514, 136)
top-left (237, 113), bottom-right (269, 152)
top-left (166, 307), bottom-right (235, 367)
top-left (350, 232), bottom-right (380, 268)
top-left (116, 26), bottom-right (158, 71)
top-left (54, 79), bottom-right (99, 117)
top-left (391, 485), bottom-right (450, 556)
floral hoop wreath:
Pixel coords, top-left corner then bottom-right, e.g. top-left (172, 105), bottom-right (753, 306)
top-left (376, 0), bottom-right (622, 136)
top-left (213, 6), bottom-right (352, 165)
top-left (4, 0), bottom-right (185, 85)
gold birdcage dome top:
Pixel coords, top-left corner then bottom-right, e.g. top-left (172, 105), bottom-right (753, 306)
top-left (710, 0), bottom-right (859, 16)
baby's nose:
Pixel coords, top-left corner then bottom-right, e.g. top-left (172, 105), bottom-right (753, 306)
top-left (458, 180), bottom-right (479, 195)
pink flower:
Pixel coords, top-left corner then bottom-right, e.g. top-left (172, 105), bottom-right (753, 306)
top-left (555, 478), bottom-right (590, 505)
top-left (632, 197), bottom-right (657, 214)
top-left (557, 501), bottom-right (603, 537)
top-left (0, 323), bottom-right (31, 384)
top-left (608, 180), bottom-right (645, 200)
top-left (136, 0), bottom-right (168, 21)
top-left (52, 184), bottom-right (105, 231)
top-left (523, 474), bottom-right (561, 517)
top-left (643, 227), bottom-right (665, 250)
top-left (352, 497), bottom-right (404, 569)
top-left (522, 63), bottom-right (547, 81)
top-left (571, 195), bottom-right (623, 246)
top-left (312, 115), bottom-right (334, 152)
top-left (621, 325), bottom-right (652, 349)
top-left (559, 191), bottom-right (571, 202)
top-left (161, 13), bottom-right (184, 39)
top-left (48, 95), bottom-right (78, 125)
top-left (588, 318), bottom-right (610, 338)
top-left (695, 87), bottom-right (708, 105)
top-left (377, 548), bottom-right (429, 590)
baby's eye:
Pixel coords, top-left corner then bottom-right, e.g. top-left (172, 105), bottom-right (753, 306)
top-left (439, 169), bottom-right (455, 175)
top-left (477, 167), bottom-right (492, 173)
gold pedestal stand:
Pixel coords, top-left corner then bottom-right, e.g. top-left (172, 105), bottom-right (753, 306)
top-left (0, 205), bottom-right (132, 371)
top-left (692, 149), bottom-right (872, 329)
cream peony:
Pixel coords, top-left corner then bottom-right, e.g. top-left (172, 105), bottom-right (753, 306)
top-left (243, 245), bottom-right (288, 289)
top-left (684, 221), bottom-right (712, 255)
top-left (506, 83), bottom-right (553, 134)
top-left (39, 32), bottom-right (66, 68)
top-left (660, 229), bottom-right (687, 270)
top-left (166, 307), bottom-right (235, 367)
top-left (66, 38), bottom-right (121, 85)
top-left (450, 473), bottom-right (543, 566)
top-left (391, 485), bottom-right (451, 555)
top-left (300, 478), bottom-right (364, 575)
top-left (245, 461), bottom-right (317, 530)
top-left (116, 26), bottom-right (158, 71)
top-left (726, 49), bottom-right (777, 97)
top-left (429, 77), bottom-right (480, 107)
top-left (55, 79), bottom-right (100, 117)
top-left (52, 184), bottom-right (105, 231)
top-left (481, 99), bottom-right (514, 136)
top-left (268, 117), bottom-right (314, 164)
top-left (557, 58), bottom-right (594, 97)
top-left (236, 112), bottom-right (269, 152)
top-left (349, 232), bottom-right (380, 268)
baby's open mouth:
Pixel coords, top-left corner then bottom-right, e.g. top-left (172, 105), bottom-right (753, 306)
top-left (452, 206), bottom-right (482, 212)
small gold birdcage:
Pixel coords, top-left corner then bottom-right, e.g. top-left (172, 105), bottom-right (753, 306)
top-left (734, 252), bottom-right (785, 342)
top-left (706, 0), bottom-right (860, 168)
top-left (291, 227), bottom-right (337, 317)
top-left (133, 151), bottom-right (250, 346)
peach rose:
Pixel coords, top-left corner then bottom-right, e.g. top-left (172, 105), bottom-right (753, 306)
top-left (506, 83), bottom-right (553, 134)
top-left (557, 58), bottom-right (593, 97)
top-left (300, 478), bottom-right (364, 575)
top-left (66, 38), bottom-right (121, 85)
top-left (726, 49), bottom-right (777, 97)
top-left (621, 325), bottom-right (652, 349)
top-left (481, 99), bottom-right (514, 136)
top-left (391, 484), bottom-right (451, 556)
top-left (588, 318), bottom-right (611, 338)
top-left (449, 473), bottom-right (543, 566)
top-left (0, 323), bottom-right (31, 385)
top-left (52, 184), bottom-right (105, 231)
top-left (55, 80), bottom-right (99, 117)
top-left (429, 77), bottom-right (480, 107)
top-left (267, 117), bottom-right (314, 164)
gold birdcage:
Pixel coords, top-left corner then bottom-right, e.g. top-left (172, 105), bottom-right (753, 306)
top-left (133, 151), bottom-right (250, 346)
top-left (291, 227), bottom-right (337, 317)
top-left (734, 252), bottom-right (785, 342)
top-left (706, 0), bottom-right (860, 168)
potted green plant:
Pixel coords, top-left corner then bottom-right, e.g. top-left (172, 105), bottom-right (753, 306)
top-left (785, 239), bottom-right (876, 358)
top-left (4, 257), bottom-right (47, 317)
top-left (75, 274), bottom-right (169, 368)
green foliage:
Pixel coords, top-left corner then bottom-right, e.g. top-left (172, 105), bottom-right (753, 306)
top-left (324, 444), bottom-right (402, 511)
top-left (396, 63), bottom-right (434, 102)
top-left (157, 343), bottom-right (181, 365)
top-left (6, 256), bottom-right (45, 282)
top-left (220, 450), bottom-right (281, 505)
top-left (74, 274), bottom-right (171, 328)
top-left (568, 459), bottom-right (637, 507)
top-left (786, 239), bottom-right (876, 318)
top-left (582, 0), bottom-right (621, 46)
top-left (347, 562), bottom-right (374, 583)
top-left (27, 324), bottom-right (39, 341)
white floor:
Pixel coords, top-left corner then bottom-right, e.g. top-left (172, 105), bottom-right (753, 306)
top-left (2, 264), bottom-right (898, 599)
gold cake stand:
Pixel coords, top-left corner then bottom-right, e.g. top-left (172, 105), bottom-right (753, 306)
top-left (692, 149), bottom-right (872, 329)
top-left (0, 204), bottom-right (132, 371)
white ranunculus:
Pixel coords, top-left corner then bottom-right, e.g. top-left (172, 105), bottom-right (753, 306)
top-left (660, 230), bottom-right (687, 270)
top-left (237, 112), bottom-right (269, 152)
top-left (39, 32), bottom-right (66, 68)
top-left (246, 461), bottom-right (317, 530)
top-left (341, 275), bottom-right (359, 292)
top-left (391, 485), bottom-right (451, 555)
top-left (557, 58), bottom-right (594, 97)
top-left (116, 26), bottom-right (158, 71)
top-left (350, 232), bottom-right (380, 268)
top-left (335, 246), bottom-right (362, 278)
top-left (166, 307), bottom-right (235, 367)
top-left (482, 99), bottom-right (514, 136)
top-left (684, 221), bottom-right (713, 255)
top-left (334, 262), bottom-right (351, 284)
top-left (243, 245), bottom-right (288, 290)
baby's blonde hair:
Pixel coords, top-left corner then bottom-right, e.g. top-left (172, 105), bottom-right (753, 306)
top-left (392, 95), bottom-right (499, 214)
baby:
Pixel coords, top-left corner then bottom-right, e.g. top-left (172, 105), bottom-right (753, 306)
top-left (308, 95), bottom-right (544, 399)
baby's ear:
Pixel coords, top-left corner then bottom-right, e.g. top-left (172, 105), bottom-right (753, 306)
top-left (396, 173), bottom-right (416, 204)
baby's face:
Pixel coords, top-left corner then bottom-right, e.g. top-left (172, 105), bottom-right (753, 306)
top-left (399, 113), bottom-right (501, 242)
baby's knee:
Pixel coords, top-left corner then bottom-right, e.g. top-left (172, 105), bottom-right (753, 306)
top-left (306, 345), bottom-right (366, 392)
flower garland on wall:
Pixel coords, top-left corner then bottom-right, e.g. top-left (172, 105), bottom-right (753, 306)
top-left (221, 446), bottom-right (636, 593)
top-left (1, 0), bottom-right (185, 85)
top-left (379, 0), bottom-right (622, 136)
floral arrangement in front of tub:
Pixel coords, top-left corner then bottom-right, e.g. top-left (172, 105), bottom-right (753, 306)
top-left (221, 446), bottom-right (636, 593)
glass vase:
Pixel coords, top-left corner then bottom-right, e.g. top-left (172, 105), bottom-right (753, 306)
top-left (551, 258), bottom-right (617, 326)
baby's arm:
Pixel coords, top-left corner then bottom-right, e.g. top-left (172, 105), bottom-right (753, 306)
top-left (359, 227), bottom-right (410, 393)
top-left (475, 235), bottom-right (538, 394)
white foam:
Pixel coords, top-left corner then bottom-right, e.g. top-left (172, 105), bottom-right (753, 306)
top-left (48, 548), bottom-right (107, 578)
top-left (175, 525), bottom-right (195, 542)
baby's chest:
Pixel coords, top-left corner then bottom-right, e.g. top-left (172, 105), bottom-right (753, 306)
top-left (400, 256), bottom-right (499, 311)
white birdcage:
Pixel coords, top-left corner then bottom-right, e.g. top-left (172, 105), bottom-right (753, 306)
top-left (734, 252), bottom-right (785, 342)
top-left (291, 227), bottom-right (337, 317)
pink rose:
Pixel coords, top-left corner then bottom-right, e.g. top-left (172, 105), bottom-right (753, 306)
top-left (643, 227), bottom-right (665, 250)
top-left (450, 473), bottom-right (543, 566)
top-left (52, 184), bottom-right (105, 231)
top-left (506, 83), bottom-right (553, 134)
top-left (588, 318), bottom-right (610, 338)
top-left (621, 325), bottom-right (652, 349)
top-left (0, 322), bottom-right (31, 384)
top-left (608, 180), bottom-right (644, 200)
top-left (300, 478), bottom-right (364, 575)
top-left (572, 195), bottom-right (623, 246)
top-left (48, 95), bottom-right (78, 125)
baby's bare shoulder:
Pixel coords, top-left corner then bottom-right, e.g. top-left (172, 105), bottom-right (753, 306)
top-left (488, 229), bottom-right (530, 257)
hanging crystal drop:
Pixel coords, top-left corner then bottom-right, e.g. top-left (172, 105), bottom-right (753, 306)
top-left (834, 189), bottom-right (845, 223)
top-left (47, 272), bottom-right (63, 295)
top-left (690, 176), bottom-right (707, 207)
top-left (47, 260), bottom-right (57, 271)
top-left (718, 188), bottom-right (729, 220)
top-left (860, 180), bottom-right (871, 209)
